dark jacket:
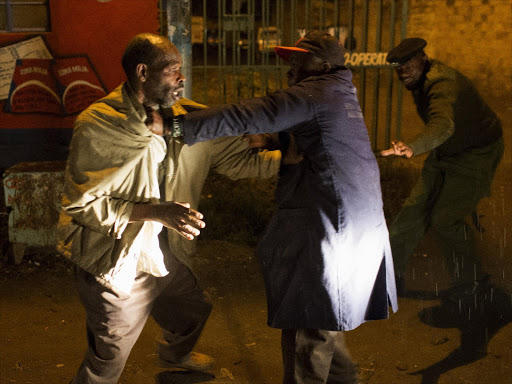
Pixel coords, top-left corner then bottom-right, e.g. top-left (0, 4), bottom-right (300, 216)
top-left (182, 68), bottom-right (398, 331)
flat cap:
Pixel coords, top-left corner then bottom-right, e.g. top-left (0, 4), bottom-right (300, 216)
top-left (386, 37), bottom-right (427, 65)
top-left (275, 31), bottom-right (346, 66)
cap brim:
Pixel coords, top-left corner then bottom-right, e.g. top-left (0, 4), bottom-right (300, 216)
top-left (274, 46), bottom-right (309, 61)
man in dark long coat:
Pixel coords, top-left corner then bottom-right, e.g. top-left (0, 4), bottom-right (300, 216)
top-left (175, 31), bottom-right (398, 384)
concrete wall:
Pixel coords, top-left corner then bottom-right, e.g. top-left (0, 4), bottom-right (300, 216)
top-left (407, 0), bottom-right (512, 100)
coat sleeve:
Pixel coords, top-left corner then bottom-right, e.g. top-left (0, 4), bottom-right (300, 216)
top-left (181, 86), bottom-right (315, 145)
top-left (409, 77), bottom-right (456, 156)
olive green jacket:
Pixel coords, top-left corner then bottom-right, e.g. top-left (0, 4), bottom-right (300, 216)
top-left (410, 60), bottom-right (502, 157)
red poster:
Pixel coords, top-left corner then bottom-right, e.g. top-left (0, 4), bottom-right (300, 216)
top-left (53, 56), bottom-right (107, 115)
top-left (4, 56), bottom-right (107, 116)
top-left (4, 59), bottom-right (62, 115)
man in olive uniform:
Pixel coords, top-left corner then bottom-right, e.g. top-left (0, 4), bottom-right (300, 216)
top-left (381, 38), bottom-right (504, 298)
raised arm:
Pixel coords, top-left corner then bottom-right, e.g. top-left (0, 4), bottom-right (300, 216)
top-left (179, 87), bottom-right (314, 145)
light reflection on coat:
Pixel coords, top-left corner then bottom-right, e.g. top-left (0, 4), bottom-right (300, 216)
top-left (182, 68), bottom-right (398, 331)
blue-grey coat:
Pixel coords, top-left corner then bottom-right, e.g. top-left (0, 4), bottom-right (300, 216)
top-left (182, 68), bottom-right (398, 331)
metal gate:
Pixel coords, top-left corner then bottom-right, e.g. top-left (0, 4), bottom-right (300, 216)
top-left (163, 0), bottom-right (409, 150)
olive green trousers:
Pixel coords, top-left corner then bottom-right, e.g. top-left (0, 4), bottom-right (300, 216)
top-left (390, 138), bottom-right (504, 286)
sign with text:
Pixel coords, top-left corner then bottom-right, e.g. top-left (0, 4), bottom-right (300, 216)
top-left (0, 37), bottom-right (53, 101)
top-left (4, 57), bottom-right (107, 116)
top-left (53, 57), bottom-right (107, 115)
top-left (344, 52), bottom-right (391, 67)
top-left (5, 59), bottom-right (61, 115)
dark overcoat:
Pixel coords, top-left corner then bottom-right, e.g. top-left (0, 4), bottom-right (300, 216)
top-left (182, 68), bottom-right (398, 331)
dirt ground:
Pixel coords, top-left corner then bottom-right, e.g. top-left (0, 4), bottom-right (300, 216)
top-left (1, 103), bottom-right (511, 384)
top-left (1, 233), bottom-right (511, 384)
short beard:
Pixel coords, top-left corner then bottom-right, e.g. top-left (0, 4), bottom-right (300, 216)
top-left (143, 81), bottom-right (173, 107)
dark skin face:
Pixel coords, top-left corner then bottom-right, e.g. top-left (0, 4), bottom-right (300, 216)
top-left (286, 52), bottom-right (330, 86)
top-left (136, 37), bottom-right (185, 108)
top-left (395, 52), bottom-right (428, 90)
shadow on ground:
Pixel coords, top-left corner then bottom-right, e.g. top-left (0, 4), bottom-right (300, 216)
top-left (406, 286), bottom-right (512, 384)
top-left (156, 370), bottom-right (215, 384)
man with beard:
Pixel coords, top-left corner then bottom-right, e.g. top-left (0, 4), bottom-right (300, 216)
top-left (58, 33), bottom-right (281, 383)
top-left (380, 38), bottom-right (503, 298)
top-left (172, 31), bottom-right (398, 384)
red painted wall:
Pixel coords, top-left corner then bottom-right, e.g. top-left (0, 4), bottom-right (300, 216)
top-left (0, 0), bottom-right (160, 129)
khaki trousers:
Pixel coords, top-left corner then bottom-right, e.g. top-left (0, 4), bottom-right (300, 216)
top-left (71, 252), bottom-right (211, 384)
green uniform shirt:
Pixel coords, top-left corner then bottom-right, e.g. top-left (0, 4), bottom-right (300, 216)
top-left (409, 60), bottom-right (502, 157)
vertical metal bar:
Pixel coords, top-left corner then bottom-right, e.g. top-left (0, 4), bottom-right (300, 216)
top-left (232, 0), bottom-right (238, 100)
top-left (166, 0), bottom-right (192, 99)
top-left (219, 0), bottom-right (225, 104)
top-left (262, 0), bottom-right (269, 92)
top-left (202, 0), bottom-right (208, 104)
top-left (348, 0), bottom-right (354, 52)
top-left (385, 0), bottom-right (397, 148)
top-left (319, 0), bottom-right (324, 30)
top-left (359, 0), bottom-right (369, 113)
top-left (278, 0), bottom-right (284, 89)
top-left (274, 0), bottom-right (280, 89)
top-left (291, 0), bottom-right (297, 45)
top-left (396, 0), bottom-right (409, 140)
top-left (249, 0), bottom-right (255, 67)
top-left (249, 0), bottom-right (255, 97)
top-left (371, 0), bottom-right (383, 150)
top-left (400, 0), bottom-right (408, 40)
top-left (305, 0), bottom-right (310, 31)
top-left (334, 0), bottom-right (339, 40)
top-left (6, 0), bottom-right (14, 33)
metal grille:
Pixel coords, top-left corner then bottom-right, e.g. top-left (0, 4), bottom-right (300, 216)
top-left (166, 0), bottom-right (409, 150)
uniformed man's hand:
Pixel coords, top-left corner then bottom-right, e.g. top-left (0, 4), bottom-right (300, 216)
top-left (157, 202), bottom-right (205, 240)
top-left (380, 141), bottom-right (414, 158)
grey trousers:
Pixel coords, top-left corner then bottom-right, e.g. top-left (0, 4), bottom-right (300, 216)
top-left (71, 255), bottom-right (212, 384)
top-left (281, 329), bottom-right (359, 384)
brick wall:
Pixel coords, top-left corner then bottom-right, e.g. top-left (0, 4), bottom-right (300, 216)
top-left (407, 0), bottom-right (512, 99)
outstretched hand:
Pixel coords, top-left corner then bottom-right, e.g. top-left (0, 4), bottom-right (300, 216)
top-left (157, 202), bottom-right (205, 240)
top-left (131, 201), bottom-right (205, 240)
top-left (380, 141), bottom-right (414, 158)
